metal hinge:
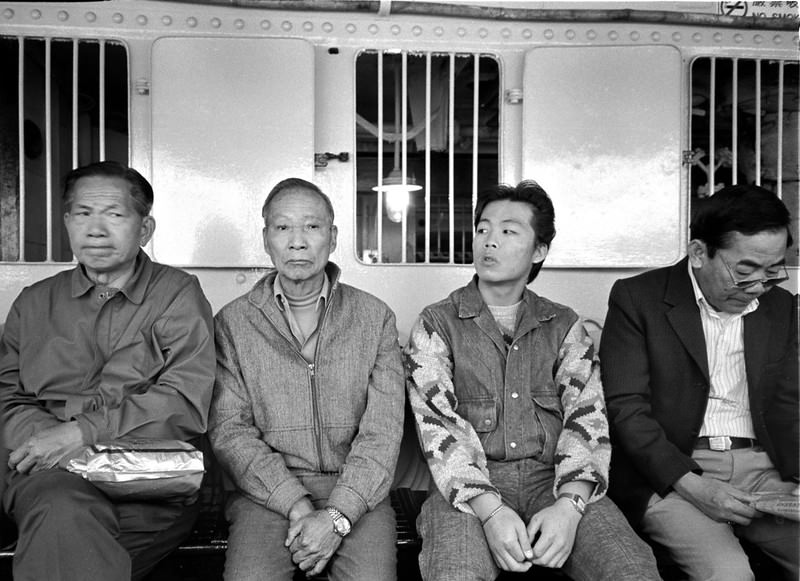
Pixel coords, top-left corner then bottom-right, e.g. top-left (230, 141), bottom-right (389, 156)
top-left (315, 152), bottom-right (350, 168)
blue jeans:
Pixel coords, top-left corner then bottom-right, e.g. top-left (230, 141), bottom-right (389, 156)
top-left (223, 474), bottom-right (396, 581)
top-left (417, 458), bottom-right (659, 581)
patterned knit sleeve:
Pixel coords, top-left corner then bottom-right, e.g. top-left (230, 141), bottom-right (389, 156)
top-left (403, 314), bottom-right (499, 514)
top-left (552, 319), bottom-right (611, 503)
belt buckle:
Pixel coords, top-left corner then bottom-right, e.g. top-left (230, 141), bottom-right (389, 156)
top-left (708, 436), bottom-right (731, 451)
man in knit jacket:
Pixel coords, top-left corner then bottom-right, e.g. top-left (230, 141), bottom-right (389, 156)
top-left (403, 180), bottom-right (659, 581)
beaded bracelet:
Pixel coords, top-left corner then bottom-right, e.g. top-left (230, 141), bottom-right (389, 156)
top-left (480, 504), bottom-right (506, 527)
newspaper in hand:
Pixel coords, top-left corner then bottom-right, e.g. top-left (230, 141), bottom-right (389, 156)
top-left (750, 492), bottom-right (800, 521)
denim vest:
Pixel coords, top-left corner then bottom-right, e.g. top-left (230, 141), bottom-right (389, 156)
top-left (424, 276), bottom-right (579, 464)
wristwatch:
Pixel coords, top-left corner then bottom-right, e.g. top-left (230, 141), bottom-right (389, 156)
top-left (326, 506), bottom-right (352, 537)
top-left (557, 493), bottom-right (586, 516)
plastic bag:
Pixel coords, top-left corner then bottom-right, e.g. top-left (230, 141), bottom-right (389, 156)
top-left (67, 439), bottom-right (204, 503)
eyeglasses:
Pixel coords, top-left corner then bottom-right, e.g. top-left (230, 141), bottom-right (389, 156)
top-left (719, 256), bottom-right (789, 290)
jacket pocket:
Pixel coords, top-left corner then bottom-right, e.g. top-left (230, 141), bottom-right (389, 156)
top-left (532, 394), bottom-right (562, 463)
top-left (457, 398), bottom-right (498, 433)
top-left (532, 394), bottom-right (563, 420)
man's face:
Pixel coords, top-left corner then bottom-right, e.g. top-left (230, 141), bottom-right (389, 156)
top-left (472, 200), bottom-right (547, 287)
top-left (64, 176), bottom-right (154, 284)
top-left (690, 229), bottom-right (789, 314)
top-left (263, 187), bottom-right (337, 285)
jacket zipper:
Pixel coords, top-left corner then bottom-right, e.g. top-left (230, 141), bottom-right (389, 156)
top-left (309, 280), bottom-right (337, 473)
top-left (308, 362), bottom-right (324, 472)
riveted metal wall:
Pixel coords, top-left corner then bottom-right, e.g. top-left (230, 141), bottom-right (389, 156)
top-left (0, 1), bottom-right (797, 338)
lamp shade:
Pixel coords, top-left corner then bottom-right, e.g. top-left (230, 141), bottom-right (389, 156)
top-left (372, 168), bottom-right (422, 223)
top-left (371, 167), bottom-right (423, 193)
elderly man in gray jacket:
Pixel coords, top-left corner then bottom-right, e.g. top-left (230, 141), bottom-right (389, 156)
top-left (209, 177), bottom-right (405, 581)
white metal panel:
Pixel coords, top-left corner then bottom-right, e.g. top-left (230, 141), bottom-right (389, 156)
top-left (523, 45), bottom-right (683, 267)
top-left (150, 37), bottom-right (314, 266)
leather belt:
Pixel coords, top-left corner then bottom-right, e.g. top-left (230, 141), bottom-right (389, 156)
top-left (694, 436), bottom-right (758, 451)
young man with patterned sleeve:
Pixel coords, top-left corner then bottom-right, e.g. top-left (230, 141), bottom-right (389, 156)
top-left (403, 180), bottom-right (659, 581)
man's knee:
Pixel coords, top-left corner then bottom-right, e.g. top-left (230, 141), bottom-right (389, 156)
top-left (568, 497), bottom-right (659, 581)
top-left (9, 470), bottom-right (116, 532)
top-left (684, 547), bottom-right (754, 581)
top-left (417, 493), bottom-right (496, 581)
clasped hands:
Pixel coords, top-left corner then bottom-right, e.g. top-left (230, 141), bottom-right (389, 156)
top-left (480, 499), bottom-right (582, 573)
top-left (285, 498), bottom-right (342, 578)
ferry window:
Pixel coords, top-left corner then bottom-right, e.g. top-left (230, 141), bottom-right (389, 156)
top-left (0, 36), bottom-right (129, 263)
top-left (355, 51), bottom-right (500, 264)
top-left (690, 57), bottom-right (799, 265)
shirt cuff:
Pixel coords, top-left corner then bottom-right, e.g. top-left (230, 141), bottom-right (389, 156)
top-left (326, 485), bottom-right (370, 526)
top-left (267, 478), bottom-right (312, 519)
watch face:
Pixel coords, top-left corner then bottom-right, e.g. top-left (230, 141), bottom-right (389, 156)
top-left (335, 515), bottom-right (351, 536)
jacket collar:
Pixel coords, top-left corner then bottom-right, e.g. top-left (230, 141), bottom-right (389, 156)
top-left (664, 256), bottom-right (772, 385)
top-left (457, 275), bottom-right (558, 343)
top-left (249, 261), bottom-right (341, 310)
top-left (70, 249), bottom-right (153, 305)
top-left (664, 257), bottom-right (709, 380)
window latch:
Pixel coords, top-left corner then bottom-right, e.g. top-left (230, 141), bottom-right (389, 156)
top-left (315, 152), bottom-right (350, 168)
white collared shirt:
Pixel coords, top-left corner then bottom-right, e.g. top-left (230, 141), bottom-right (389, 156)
top-left (688, 262), bottom-right (757, 438)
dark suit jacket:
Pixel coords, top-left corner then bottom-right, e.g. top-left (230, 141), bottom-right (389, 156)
top-left (599, 257), bottom-right (799, 526)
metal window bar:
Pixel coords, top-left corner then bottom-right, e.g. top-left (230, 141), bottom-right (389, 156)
top-left (776, 61), bottom-right (784, 198)
top-left (708, 57), bottom-right (715, 191)
top-left (99, 39), bottom-right (106, 162)
top-left (45, 37), bottom-right (53, 261)
top-left (72, 39), bottom-right (79, 169)
top-left (755, 59), bottom-right (762, 186)
top-left (400, 51), bottom-right (408, 264)
top-left (376, 50), bottom-right (384, 263)
top-left (732, 58), bottom-right (738, 185)
top-left (472, 53), bottom-right (480, 227)
top-left (17, 36), bottom-right (26, 262)
top-left (424, 52), bottom-right (431, 264)
top-left (448, 52), bottom-right (455, 265)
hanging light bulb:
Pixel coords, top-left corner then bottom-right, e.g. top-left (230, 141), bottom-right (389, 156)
top-left (373, 167), bottom-right (422, 223)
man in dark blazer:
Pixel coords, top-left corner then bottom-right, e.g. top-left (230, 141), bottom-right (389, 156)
top-left (600, 184), bottom-right (798, 581)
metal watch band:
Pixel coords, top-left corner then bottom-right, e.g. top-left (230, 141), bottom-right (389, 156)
top-left (557, 493), bottom-right (586, 516)
top-left (326, 506), bottom-right (351, 537)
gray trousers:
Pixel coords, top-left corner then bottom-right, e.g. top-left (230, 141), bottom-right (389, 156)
top-left (222, 474), bottom-right (397, 581)
top-left (3, 468), bottom-right (197, 581)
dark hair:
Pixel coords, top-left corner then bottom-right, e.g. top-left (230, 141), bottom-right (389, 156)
top-left (63, 161), bottom-right (153, 217)
top-left (474, 180), bottom-right (556, 283)
top-left (691, 184), bottom-right (793, 257)
top-left (261, 178), bottom-right (335, 226)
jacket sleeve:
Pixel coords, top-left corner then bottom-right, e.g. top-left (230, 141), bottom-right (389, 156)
top-left (0, 297), bottom-right (63, 450)
top-left (208, 312), bottom-right (310, 518)
top-left (403, 313), bottom-right (499, 514)
top-left (327, 307), bottom-right (405, 525)
top-left (74, 277), bottom-right (216, 444)
top-left (600, 279), bottom-right (699, 495)
top-left (552, 319), bottom-right (610, 502)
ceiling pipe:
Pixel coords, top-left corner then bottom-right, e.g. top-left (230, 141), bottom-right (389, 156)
top-left (168, 0), bottom-right (798, 31)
